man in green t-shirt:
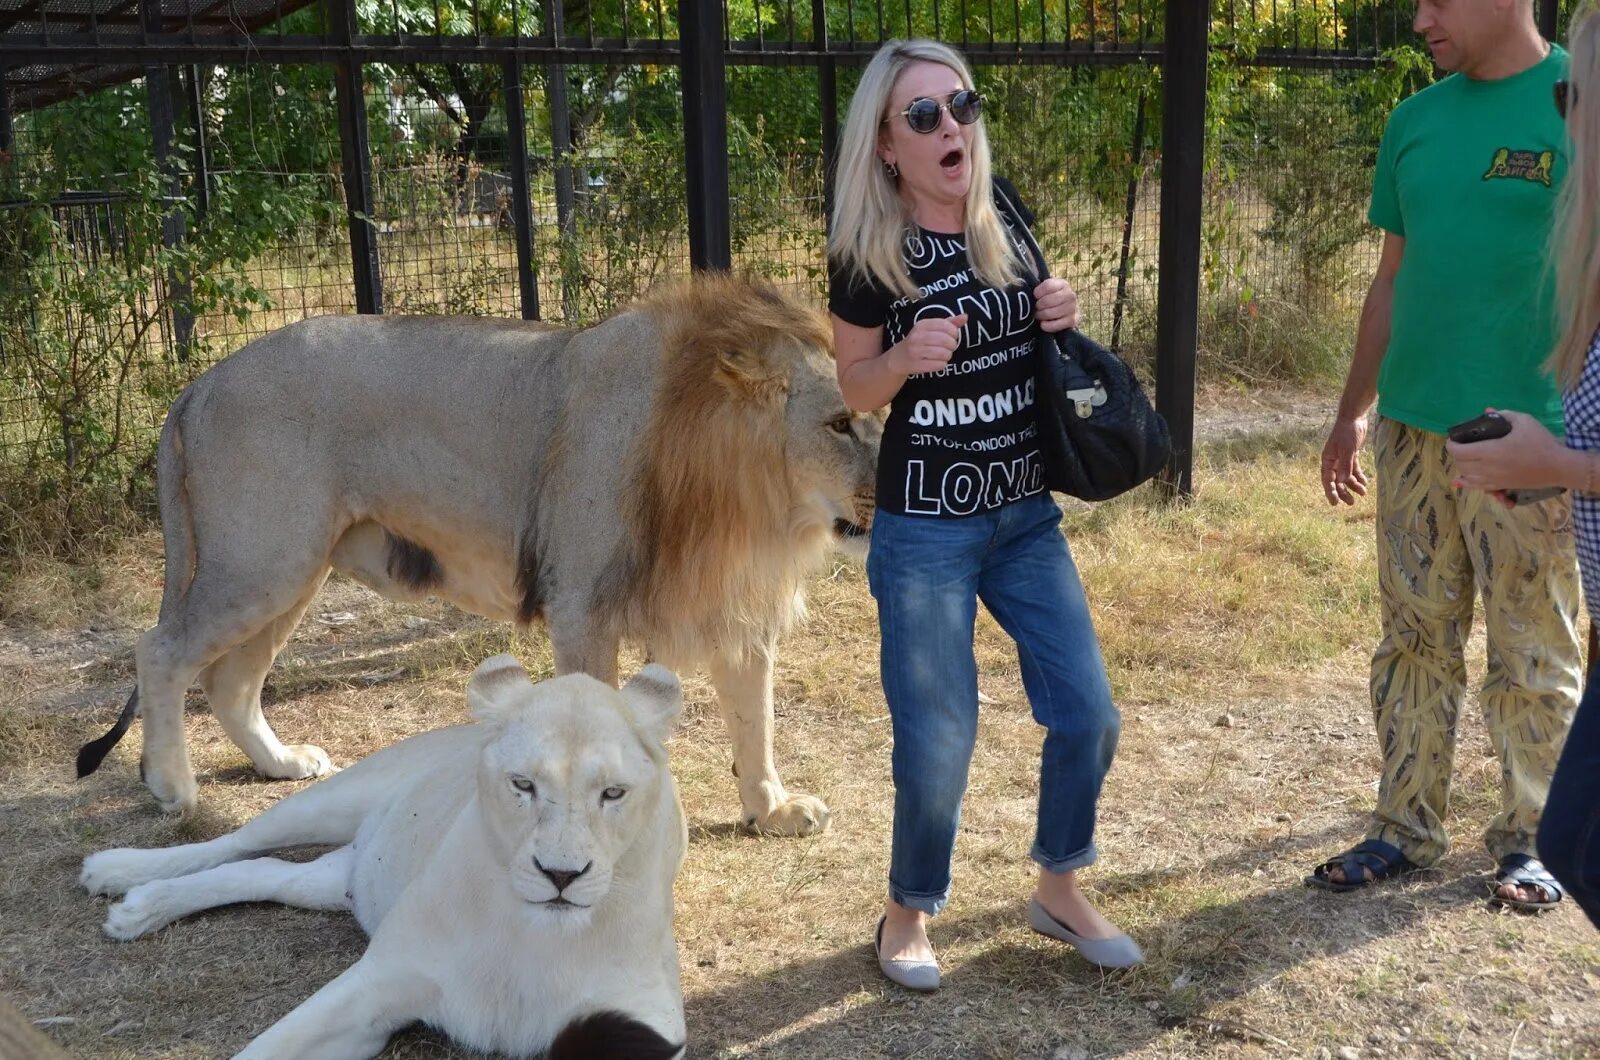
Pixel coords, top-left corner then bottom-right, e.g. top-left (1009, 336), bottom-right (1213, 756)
top-left (1310, 0), bottom-right (1580, 911)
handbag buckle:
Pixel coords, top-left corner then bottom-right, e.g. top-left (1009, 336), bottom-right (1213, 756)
top-left (1066, 384), bottom-right (1108, 419)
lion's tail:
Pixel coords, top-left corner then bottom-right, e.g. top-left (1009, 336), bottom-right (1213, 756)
top-left (76, 388), bottom-right (199, 779)
top-left (548, 1011), bottom-right (682, 1060)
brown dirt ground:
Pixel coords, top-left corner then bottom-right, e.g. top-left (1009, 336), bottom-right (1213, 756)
top-left (2, 397), bottom-right (1597, 1060)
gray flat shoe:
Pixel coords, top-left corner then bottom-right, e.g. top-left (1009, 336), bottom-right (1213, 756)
top-left (874, 916), bottom-right (940, 991)
top-left (1028, 897), bottom-right (1143, 969)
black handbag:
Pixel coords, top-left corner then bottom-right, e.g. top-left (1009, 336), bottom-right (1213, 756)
top-left (995, 183), bottom-right (1172, 502)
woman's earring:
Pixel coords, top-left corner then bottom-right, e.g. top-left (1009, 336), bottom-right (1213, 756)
top-left (884, 161), bottom-right (899, 178)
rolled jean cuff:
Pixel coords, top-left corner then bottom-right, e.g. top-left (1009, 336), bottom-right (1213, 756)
top-left (889, 884), bottom-right (951, 916)
top-left (1032, 841), bottom-right (1098, 875)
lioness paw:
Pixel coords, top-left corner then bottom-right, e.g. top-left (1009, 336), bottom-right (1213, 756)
top-left (103, 883), bottom-right (176, 941)
top-left (747, 794), bottom-right (831, 837)
top-left (82, 848), bottom-right (172, 897)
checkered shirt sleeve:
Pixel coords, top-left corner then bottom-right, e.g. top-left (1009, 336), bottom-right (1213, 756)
top-left (1563, 326), bottom-right (1600, 613)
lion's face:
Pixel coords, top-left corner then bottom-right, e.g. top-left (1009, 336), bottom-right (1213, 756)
top-left (784, 342), bottom-right (882, 559)
top-left (466, 657), bottom-right (682, 926)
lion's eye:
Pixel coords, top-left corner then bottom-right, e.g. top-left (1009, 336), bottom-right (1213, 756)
top-left (601, 786), bottom-right (627, 803)
top-left (828, 415), bottom-right (854, 435)
top-left (510, 776), bottom-right (536, 796)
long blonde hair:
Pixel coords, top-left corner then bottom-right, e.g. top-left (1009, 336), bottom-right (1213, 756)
top-left (1552, 6), bottom-right (1600, 389)
top-left (827, 39), bottom-right (1021, 301)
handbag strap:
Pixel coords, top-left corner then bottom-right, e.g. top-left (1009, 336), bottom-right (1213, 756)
top-left (993, 179), bottom-right (1104, 400)
top-left (992, 179), bottom-right (1052, 289)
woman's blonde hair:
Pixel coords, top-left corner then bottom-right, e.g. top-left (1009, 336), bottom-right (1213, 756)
top-left (1551, 5), bottom-right (1600, 389)
top-left (827, 39), bottom-right (1021, 302)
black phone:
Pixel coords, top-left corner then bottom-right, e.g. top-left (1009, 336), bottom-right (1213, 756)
top-left (1447, 411), bottom-right (1512, 444)
top-left (1445, 412), bottom-right (1564, 506)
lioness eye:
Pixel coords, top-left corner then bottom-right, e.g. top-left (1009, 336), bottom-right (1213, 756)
top-left (510, 776), bottom-right (536, 796)
top-left (601, 786), bottom-right (626, 803)
top-left (828, 415), bottom-right (853, 435)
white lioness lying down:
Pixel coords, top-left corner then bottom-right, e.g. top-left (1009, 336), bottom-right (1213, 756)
top-left (80, 657), bottom-right (687, 1060)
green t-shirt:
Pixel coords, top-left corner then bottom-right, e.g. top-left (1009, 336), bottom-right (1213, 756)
top-left (1369, 46), bottom-right (1569, 436)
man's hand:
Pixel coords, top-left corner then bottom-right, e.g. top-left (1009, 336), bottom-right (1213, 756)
top-left (1322, 415), bottom-right (1370, 506)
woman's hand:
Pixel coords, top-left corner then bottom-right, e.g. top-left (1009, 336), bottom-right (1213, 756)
top-left (1446, 409), bottom-right (1579, 505)
top-left (1034, 278), bottom-right (1081, 333)
top-left (885, 314), bottom-right (968, 376)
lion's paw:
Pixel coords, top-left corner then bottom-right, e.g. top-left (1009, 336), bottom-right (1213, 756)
top-left (746, 794), bottom-right (831, 837)
top-left (82, 848), bottom-right (175, 897)
top-left (143, 760), bottom-right (199, 815)
top-left (258, 743), bottom-right (335, 782)
top-left (103, 883), bottom-right (176, 941)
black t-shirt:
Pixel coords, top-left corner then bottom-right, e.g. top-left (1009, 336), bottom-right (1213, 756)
top-left (829, 177), bottom-right (1044, 518)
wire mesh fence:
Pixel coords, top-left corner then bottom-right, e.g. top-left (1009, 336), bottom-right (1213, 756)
top-left (0, 0), bottom-right (1581, 545)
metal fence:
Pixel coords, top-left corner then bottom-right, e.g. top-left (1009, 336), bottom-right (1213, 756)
top-left (0, 1), bottom-right (1579, 523)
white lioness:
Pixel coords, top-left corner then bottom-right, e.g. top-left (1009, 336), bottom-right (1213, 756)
top-left (81, 656), bottom-right (687, 1060)
top-left (77, 273), bottom-right (880, 835)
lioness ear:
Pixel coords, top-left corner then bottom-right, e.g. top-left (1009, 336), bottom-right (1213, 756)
top-left (467, 654), bottom-right (532, 724)
top-left (620, 663), bottom-right (683, 747)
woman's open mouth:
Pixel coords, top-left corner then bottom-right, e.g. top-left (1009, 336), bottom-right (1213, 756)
top-left (939, 148), bottom-right (964, 174)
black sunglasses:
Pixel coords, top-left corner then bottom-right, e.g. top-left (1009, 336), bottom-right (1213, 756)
top-left (1556, 79), bottom-right (1576, 118)
top-left (885, 89), bottom-right (983, 134)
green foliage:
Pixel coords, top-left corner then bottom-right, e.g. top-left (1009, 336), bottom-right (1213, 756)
top-left (0, 154), bottom-right (272, 551)
top-left (1235, 48), bottom-right (1432, 311)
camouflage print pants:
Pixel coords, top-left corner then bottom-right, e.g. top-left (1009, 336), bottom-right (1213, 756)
top-left (1368, 417), bottom-right (1582, 865)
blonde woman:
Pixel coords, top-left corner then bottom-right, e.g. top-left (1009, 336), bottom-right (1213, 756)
top-left (827, 39), bottom-right (1140, 991)
top-left (1448, 4), bottom-right (1600, 928)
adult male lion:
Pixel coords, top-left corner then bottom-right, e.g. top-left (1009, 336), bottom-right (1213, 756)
top-left (78, 274), bottom-right (880, 834)
top-left (82, 656), bottom-right (688, 1060)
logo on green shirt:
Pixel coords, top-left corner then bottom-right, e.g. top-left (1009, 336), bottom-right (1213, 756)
top-left (1482, 147), bottom-right (1556, 187)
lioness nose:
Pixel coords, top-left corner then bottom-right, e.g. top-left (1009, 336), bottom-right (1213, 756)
top-left (535, 859), bottom-right (592, 892)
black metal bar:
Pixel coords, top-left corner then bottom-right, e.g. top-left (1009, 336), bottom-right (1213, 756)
top-left (1230, 48), bottom-right (1390, 70)
top-left (0, 37), bottom-right (1176, 71)
top-left (819, 60), bottom-right (838, 218)
top-left (0, 10), bottom-right (301, 31)
top-left (329, 0), bottom-right (382, 313)
top-left (1539, 0), bottom-right (1559, 40)
top-left (814, 0), bottom-right (837, 223)
top-left (0, 191), bottom-right (144, 209)
top-left (545, 0), bottom-right (578, 319)
top-left (1154, 0), bottom-right (1206, 500)
top-left (1110, 89), bottom-right (1146, 354)
top-left (0, 64), bottom-right (12, 156)
top-left (680, 0), bottom-right (731, 270)
top-left (184, 65), bottom-right (210, 220)
top-left (142, 0), bottom-right (194, 358)
top-left (502, 56), bottom-right (539, 321)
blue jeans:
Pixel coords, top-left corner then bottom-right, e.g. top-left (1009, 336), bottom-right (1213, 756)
top-left (866, 492), bottom-right (1121, 916)
top-left (1538, 666), bottom-right (1600, 928)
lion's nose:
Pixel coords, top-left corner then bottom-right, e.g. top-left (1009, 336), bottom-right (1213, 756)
top-left (535, 859), bottom-right (592, 892)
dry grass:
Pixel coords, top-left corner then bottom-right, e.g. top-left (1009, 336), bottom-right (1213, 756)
top-left (2, 423), bottom-right (1598, 1060)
